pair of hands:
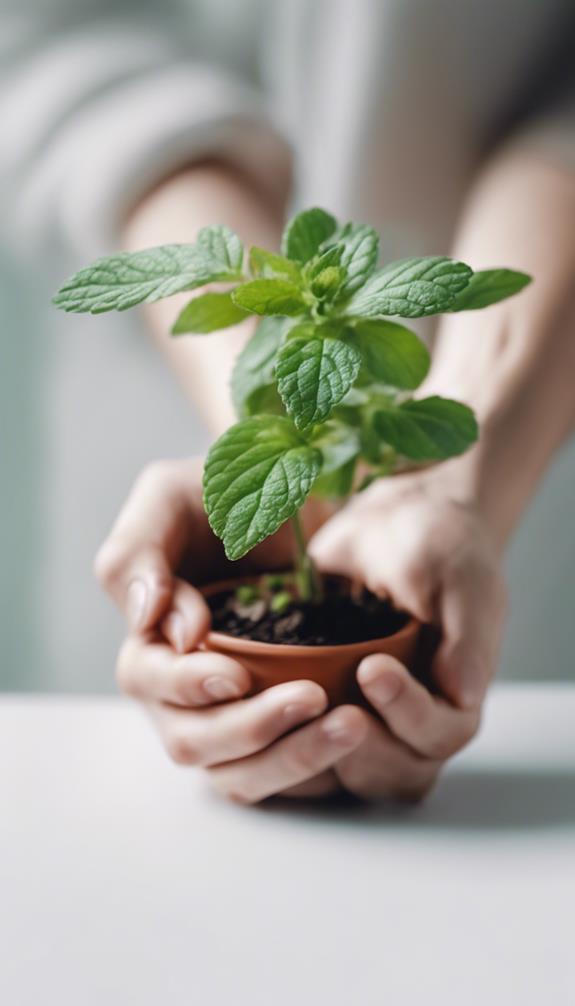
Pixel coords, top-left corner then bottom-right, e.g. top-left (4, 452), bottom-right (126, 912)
top-left (95, 458), bottom-right (505, 803)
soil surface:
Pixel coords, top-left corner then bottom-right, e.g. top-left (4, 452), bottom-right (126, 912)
top-left (207, 577), bottom-right (408, 646)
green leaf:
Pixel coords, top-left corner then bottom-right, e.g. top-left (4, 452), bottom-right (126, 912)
top-left (171, 291), bottom-right (248, 334)
top-left (249, 247), bottom-right (302, 283)
top-left (329, 223), bottom-right (379, 296)
top-left (242, 383), bottom-right (284, 417)
top-left (203, 416), bottom-right (321, 560)
top-left (310, 267), bottom-right (345, 298)
top-left (447, 268), bottom-right (531, 311)
top-left (360, 411), bottom-right (388, 465)
top-left (53, 227), bottom-right (244, 314)
top-left (196, 224), bottom-right (244, 272)
top-left (311, 421), bottom-right (360, 474)
top-left (230, 316), bottom-right (288, 417)
top-left (281, 208), bottom-right (337, 263)
top-left (358, 413), bottom-right (398, 469)
top-left (374, 396), bottom-right (478, 460)
top-left (353, 319), bottom-right (430, 389)
top-left (276, 335), bottom-right (362, 430)
top-left (312, 458), bottom-right (356, 499)
top-left (232, 279), bottom-right (307, 316)
top-left (339, 386), bottom-right (369, 407)
top-left (303, 244), bottom-right (343, 282)
top-left (348, 256), bottom-right (472, 319)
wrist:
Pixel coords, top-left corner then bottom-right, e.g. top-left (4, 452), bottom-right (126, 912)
top-left (359, 444), bottom-right (514, 556)
top-left (424, 446), bottom-right (513, 554)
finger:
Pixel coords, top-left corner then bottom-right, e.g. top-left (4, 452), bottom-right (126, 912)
top-left (280, 770), bottom-right (340, 799)
top-left (336, 712), bottom-right (440, 801)
top-left (95, 540), bottom-right (174, 632)
top-left (433, 563), bottom-right (506, 709)
top-left (161, 578), bottom-right (211, 653)
top-left (310, 513), bottom-right (435, 622)
top-left (94, 460), bottom-right (194, 630)
top-left (357, 654), bottom-right (479, 760)
top-left (117, 635), bottom-right (251, 706)
top-left (308, 511), bottom-right (359, 580)
top-left (208, 706), bottom-right (368, 804)
top-left (148, 680), bottom-right (329, 767)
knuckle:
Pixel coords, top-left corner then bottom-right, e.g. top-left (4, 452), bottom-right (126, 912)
top-left (115, 644), bottom-right (141, 698)
top-left (243, 718), bottom-right (271, 751)
top-left (405, 702), bottom-right (429, 736)
top-left (282, 740), bottom-right (321, 779)
top-left (425, 734), bottom-right (461, 760)
top-left (401, 552), bottom-right (429, 589)
top-left (243, 697), bottom-right (304, 749)
top-left (337, 758), bottom-right (375, 796)
top-left (208, 771), bottom-right (259, 805)
top-left (227, 789), bottom-right (257, 805)
top-left (93, 540), bottom-right (127, 589)
top-left (165, 728), bottom-right (200, 766)
top-left (171, 662), bottom-right (200, 706)
top-left (427, 716), bottom-right (479, 760)
top-left (461, 712), bottom-right (481, 747)
top-left (385, 555), bottom-right (434, 621)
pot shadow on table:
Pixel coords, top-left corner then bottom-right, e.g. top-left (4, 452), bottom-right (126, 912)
top-left (259, 767), bottom-right (575, 832)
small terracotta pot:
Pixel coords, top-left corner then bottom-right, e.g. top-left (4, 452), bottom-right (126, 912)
top-left (200, 577), bottom-right (421, 707)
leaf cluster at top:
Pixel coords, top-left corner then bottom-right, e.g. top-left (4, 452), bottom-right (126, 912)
top-left (54, 207), bottom-right (531, 561)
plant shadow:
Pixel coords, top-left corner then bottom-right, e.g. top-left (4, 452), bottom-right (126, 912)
top-left (260, 767), bottom-right (575, 832)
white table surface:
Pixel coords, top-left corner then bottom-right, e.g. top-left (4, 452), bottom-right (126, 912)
top-left (1, 686), bottom-right (574, 1006)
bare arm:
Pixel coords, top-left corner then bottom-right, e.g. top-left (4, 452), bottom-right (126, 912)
top-left (99, 141), bottom-right (575, 802)
top-left (123, 163), bottom-right (283, 434)
top-left (310, 142), bottom-right (575, 712)
top-left (423, 144), bottom-right (575, 547)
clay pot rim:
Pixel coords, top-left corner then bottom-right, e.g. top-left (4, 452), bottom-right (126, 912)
top-left (201, 575), bottom-right (420, 658)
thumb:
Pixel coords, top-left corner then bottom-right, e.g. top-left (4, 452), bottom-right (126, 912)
top-left (307, 510), bottom-right (358, 578)
top-left (310, 509), bottom-right (434, 623)
top-left (94, 540), bottom-right (174, 633)
top-left (432, 566), bottom-right (506, 710)
top-left (94, 461), bottom-right (197, 632)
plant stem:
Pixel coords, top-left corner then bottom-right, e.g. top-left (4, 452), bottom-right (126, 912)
top-left (291, 511), bottom-right (323, 604)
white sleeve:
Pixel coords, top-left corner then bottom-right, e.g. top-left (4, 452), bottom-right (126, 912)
top-left (0, 3), bottom-right (292, 262)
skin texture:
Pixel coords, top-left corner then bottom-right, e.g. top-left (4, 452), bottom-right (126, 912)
top-left (95, 460), bottom-right (482, 801)
top-left (100, 143), bottom-right (575, 803)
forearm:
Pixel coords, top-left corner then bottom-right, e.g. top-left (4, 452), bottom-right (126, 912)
top-left (423, 145), bottom-right (575, 548)
top-left (123, 162), bottom-right (284, 434)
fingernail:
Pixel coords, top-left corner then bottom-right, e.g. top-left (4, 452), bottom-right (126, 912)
top-left (165, 612), bottom-right (186, 654)
top-left (368, 673), bottom-right (402, 706)
top-left (203, 676), bottom-right (242, 701)
top-left (322, 712), bottom-right (355, 743)
top-left (127, 579), bottom-right (147, 630)
top-left (280, 685), bottom-right (326, 723)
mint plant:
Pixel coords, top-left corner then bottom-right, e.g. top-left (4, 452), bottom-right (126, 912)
top-left (54, 207), bottom-right (531, 604)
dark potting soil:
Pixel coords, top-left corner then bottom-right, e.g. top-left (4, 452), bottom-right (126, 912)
top-left (207, 579), bottom-right (408, 647)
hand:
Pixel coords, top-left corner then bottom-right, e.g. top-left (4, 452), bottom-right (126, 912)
top-left (95, 459), bottom-right (371, 803)
top-left (96, 459), bottom-right (504, 804)
top-left (302, 469), bottom-right (507, 799)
